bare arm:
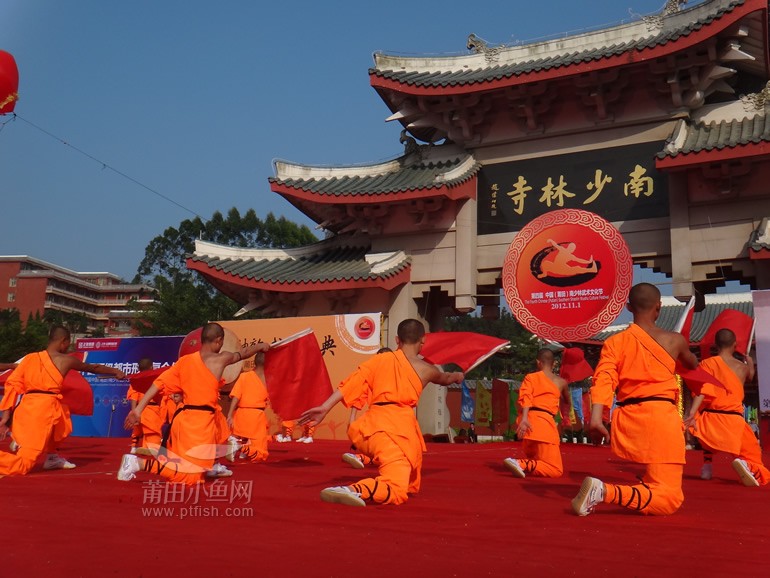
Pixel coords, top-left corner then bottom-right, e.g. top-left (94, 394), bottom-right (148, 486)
top-left (227, 396), bottom-right (240, 428)
top-left (69, 358), bottom-right (126, 380)
top-left (299, 389), bottom-right (344, 427)
top-left (124, 384), bottom-right (160, 428)
top-left (684, 394), bottom-right (705, 429)
top-left (745, 355), bottom-right (755, 383)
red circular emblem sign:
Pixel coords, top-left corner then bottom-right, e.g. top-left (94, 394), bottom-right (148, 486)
top-left (354, 316), bottom-right (376, 340)
top-left (502, 209), bottom-right (632, 341)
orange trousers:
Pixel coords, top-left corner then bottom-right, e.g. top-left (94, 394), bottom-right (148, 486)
top-left (348, 431), bottom-right (420, 505)
top-left (603, 463), bottom-right (683, 515)
top-left (701, 426), bottom-right (770, 485)
top-left (0, 436), bottom-right (59, 476)
top-left (520, 440), bottom-right (563, 477)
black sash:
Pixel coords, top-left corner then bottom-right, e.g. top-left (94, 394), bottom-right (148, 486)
top-left (703, 408), bottom-right (743, 417)
top-left (616, 396), bottom-right (675, 407)
top-left (160, 404), bottom-right (216, 449)
top-left (529, 406), bottom-right (557, 418)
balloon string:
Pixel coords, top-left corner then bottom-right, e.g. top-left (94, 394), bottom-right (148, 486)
top-left (5, 113), bottom-right (206, 221)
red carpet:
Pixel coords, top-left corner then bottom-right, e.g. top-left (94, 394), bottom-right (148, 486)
top-left (2, 437), bottom-right (768, 577)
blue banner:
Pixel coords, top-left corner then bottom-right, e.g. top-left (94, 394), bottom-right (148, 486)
top-left (460, 380), bottom-right (475, 422)
top-left (72, 336), bottom-right (183, 437)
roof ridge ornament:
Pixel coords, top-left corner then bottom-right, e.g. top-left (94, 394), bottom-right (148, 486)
top-left (740, 81), bottom-right (770, 112)
top-left (466, 33), bottom-right (505, 64)
top-left (399, 130), bottom-right (424, 161)
top-left (640, 0), bottom-right (687, 31)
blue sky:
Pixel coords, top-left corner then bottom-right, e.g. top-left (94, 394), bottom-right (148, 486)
top-left (1, 1), bottom-right (699, 280)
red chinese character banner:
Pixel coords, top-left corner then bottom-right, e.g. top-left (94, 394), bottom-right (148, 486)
top-left (502, 209), bottom-right (632, 341)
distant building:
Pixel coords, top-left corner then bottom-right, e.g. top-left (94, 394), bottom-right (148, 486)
top-left (0, 255), bottom-right (154, 336)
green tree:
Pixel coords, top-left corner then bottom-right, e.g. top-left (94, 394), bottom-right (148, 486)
top-left (134, 207), bottom-right (318, 335)
top-left (0, 310), bottom-right (48, 361)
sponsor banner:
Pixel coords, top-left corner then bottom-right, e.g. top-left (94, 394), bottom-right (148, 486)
top-left (478, 141), bottom-right (668, 235)
top-left (219, 313), bottom-right (382, 440)
top-left (502, 209), bottom-right (632, 341)
top-left (72, 336), bottom-right (183, 437)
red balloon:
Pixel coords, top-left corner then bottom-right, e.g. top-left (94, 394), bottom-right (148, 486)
top-left (0, 50), bottom-right (19, 114)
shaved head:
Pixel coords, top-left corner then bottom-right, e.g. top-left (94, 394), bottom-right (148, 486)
top-left (397, 319), bottom-right (426, 345)
top-left (201, 322), bottom-right (224, 344)
top-left (715, 328), bottom-right (736, 349)
top-left (628, 283), bottom-right (661, 313)
top-left (48, 325), bottom-right (70, 344)
top-left (537, 348), bottom-right (555, 366)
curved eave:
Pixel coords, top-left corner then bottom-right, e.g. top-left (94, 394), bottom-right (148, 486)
top-left (656, 140), bottom-right (770, 169)
top-left (369, 2), bottom-right (763, 96)
top-left (269, 175), bottom-right (477, 204)
top-left (187, 258), bottom-right (411, 294)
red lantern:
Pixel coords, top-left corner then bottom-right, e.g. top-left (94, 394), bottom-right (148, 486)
top-left (0, 50), bottom-right (19, 114)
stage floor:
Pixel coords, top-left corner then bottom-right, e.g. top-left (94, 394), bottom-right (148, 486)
top-left (2, 437), bottom-right (768, 577)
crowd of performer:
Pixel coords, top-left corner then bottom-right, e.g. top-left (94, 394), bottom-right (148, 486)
top-left (0, 283), bottom-right (767, 517)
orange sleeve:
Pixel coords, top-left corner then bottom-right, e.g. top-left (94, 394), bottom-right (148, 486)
top-left (591, 337), bottom-right (619, 407)
top-left (518, 374), bottom-right (535, 408)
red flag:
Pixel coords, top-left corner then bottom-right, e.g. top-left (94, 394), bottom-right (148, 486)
top-left (263, 329), bottom-right (333, 421)
top-left (674, 296), bottom-right (696, 343)
top-left (698, 309), bottom-right (754, 358)
top-left (420, 332), bottom-right (509, 373)
top-left (677, 363), bottom-right (728, 398)
top-left (128, 366), bottom-right (170, 404)
top-left (0, 353), bottom-right (94, 415)
top-left (559, 347), bottom-right (593, 383)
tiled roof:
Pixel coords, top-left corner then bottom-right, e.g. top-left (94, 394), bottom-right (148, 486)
top-left (588, 293), bottom-right (753, 343)
top-left (187, 237), bottom-right (410, 287)
top-left (370, 0), bottom-right (746, 89)
top-left (269, 145), bottom-right (479, 199)
top-left (659, 111), bottom-right (770, 158)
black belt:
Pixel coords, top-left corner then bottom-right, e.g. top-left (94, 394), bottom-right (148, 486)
top-left (238, 406), bottom-right (265, 410)
top-left (373, 401), bottom-right (398, 406)
top-left (529, 407), bottom-right (556, 418)
top-left (26, 390), bottom-right (57, 395)
top-left (147, 401), bottom-right (160, 406)
top-left (161, 404), bottom-right (217, 449)
top-left (616, 396), bottom-right (675, 407)
top-left (703, 408), bottom-right (743, 416)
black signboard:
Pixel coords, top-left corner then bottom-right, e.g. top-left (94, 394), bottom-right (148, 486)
top-left (477, 141), bottom-right (669, 235)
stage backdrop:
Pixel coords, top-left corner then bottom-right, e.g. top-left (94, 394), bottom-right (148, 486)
top-left (72, 336), bottom-right (183, 437)
top-left (219, 313), bottom-right (382, 440)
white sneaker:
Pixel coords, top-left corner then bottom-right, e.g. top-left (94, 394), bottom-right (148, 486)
top-left (732, 458), bottom-right (759, 487)
top-left (206, 462), bottom-right (233, 478)
top-left (320, 486), bottom-right (366, 507)
top-left (226, 436), bottom-right (241, 463)
top-left (296, 436), bottom-right (307, 443)
top-left (9, 440), bottom-right (19, 452)
top-left (129, 447), bottom-right (138, 455)
top-left (43, 454), bottom-right (76, 470)
top-left (572, 477), bottom-right (605, 516)
top-left (700, 463), bottom-right (713, 480)
top-left (117, 453), bottom-right (141, 481)
top-left (342, 453), bottom-right (365, 469)
top-left (503, 457), bottom-right (526, 478)
top-left (275, 434), bottom-right (290, 443)
top-left (302, 437), bottom-right (313, 444)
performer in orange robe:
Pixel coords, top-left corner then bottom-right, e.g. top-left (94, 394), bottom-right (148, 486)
top-left (685, 329), bottom-right (769, 486)
top-left (118, 323), bottom-right (269, 485)
top-left (277, 419), bottom-right (315, 443)
top-left (0, 326), bottom-right (125, 476)
top-left (126, 358), bottom-right (165, 451)
top-left (503, 348), bottom-right (570, 478)
top-left (341, 347), bottom-right (393, 469)
top-left (300, 319), bottom-right (463, 507)
top-left (227, 356), bottom-right (270, 463)
top-left (572, 283), bottom-right (700, 516)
